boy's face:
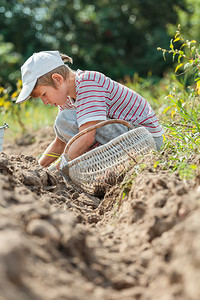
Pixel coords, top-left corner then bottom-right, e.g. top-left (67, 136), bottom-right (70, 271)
top-left (33, 84), bottom-right (68, 107)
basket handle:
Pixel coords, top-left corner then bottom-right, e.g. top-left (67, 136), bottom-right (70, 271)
top-left (65, 119), bottom-right (132, 152)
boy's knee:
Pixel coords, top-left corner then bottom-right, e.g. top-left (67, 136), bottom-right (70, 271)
top-left (95, 122), bottom-right (129, 144)
top-left (55, 109), bottom-right (76, 126)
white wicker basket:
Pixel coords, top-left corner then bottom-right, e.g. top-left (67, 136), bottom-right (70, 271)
top-left (60, 120), bottom-right (156, 195)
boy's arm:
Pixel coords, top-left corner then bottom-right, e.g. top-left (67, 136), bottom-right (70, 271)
top-left (66, 121), bottom-right (98, 160)
top-left (39, 121), bottom-right (98, 167)
top-left (38, 136), bottom-right (66, 167)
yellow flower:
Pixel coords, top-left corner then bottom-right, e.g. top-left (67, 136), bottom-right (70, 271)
top-left (171, 110), bottom-right (176, 118)
top-left (196, 80), bottom-right (200, 95)
top-left (11, 91), bottom-right (18, 98)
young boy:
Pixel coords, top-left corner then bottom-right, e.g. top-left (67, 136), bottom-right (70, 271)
top-left (16, 50), bottom-right (164, 167)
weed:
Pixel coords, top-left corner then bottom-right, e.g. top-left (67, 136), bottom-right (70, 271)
top-left (155, 25), bottom-right (200, 179)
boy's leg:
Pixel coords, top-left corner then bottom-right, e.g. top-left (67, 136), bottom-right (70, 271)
top-left (54, 110), bottom-right (132, 145)
top-left (54, 109), bottom-right (163, 150)
top-left (153, 135), bottom-right (163, 151)
top-left (95, 122), bottom-right (131, 144)
top-left (96, 125), bottom-right (164, 150)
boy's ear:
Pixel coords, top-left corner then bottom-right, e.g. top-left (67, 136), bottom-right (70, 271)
top-left (51, 73), bottom-right (63, 84)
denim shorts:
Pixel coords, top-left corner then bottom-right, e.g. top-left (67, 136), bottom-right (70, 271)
top-left (54, 109), bottom-right (163, 151)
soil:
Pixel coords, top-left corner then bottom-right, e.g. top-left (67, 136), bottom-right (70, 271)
top-left (1, 126), bottom-right (200, 300)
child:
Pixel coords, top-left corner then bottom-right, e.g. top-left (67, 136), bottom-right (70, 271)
top-left (16, 50), bottom-right (164, 167)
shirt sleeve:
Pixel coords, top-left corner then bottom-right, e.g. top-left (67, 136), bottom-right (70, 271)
top-left (76, 80), bottom-right (108, 127)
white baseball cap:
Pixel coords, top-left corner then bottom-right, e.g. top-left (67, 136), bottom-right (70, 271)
top-left (16, 50), bottom-right (64, 103)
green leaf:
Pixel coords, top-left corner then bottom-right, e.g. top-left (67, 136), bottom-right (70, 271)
top-left (175, 63), bottom-right (184, 73)
top-left (163, 106), bottom-right (171, 114)
top-left (180, 43), bottom-right (186, 49)
top-left (163, 51), bottom-right (166, 61)
top-left (173, 37), bottom-right (180, 42)
top-left (177, 99), bottom-right (182, 107)
top-left (170, 39), bottom-right (174, 50)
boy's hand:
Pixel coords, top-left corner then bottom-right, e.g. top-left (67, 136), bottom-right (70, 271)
top-left (38, 136), bottom-right (66, 167)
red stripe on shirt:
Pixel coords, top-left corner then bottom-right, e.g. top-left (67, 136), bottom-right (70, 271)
top-left (97, 73), bottom-right (101, 84)
top-left (124, 94), bottom-right (138, 119)
top-left (139, 100), bottom-right (147, 117)
top-left (117, 92), bottom-right (134, 119)
top-left (77, 104), bottom-right (106, 114)
top-left (78, 89), bottom-right (110, 96)
top-left (112, 87), bottom-right (128, 117)
top-left (130, 97), bottom-right (142, 119)
top-left (77, 110), bottom-right (106, 119)
top-left (139, 113), bottom-right (156, 124)
top-left (77, 94), bottom-right (110, 102)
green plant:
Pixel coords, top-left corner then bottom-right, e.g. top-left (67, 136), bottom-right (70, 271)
top-left (158, 25), bottom-right (200, 149)
top-left (153, 26), bottom-right (200, 179)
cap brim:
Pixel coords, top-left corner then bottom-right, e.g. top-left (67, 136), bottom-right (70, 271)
top-left (15, 79), bottom-right (37, 103)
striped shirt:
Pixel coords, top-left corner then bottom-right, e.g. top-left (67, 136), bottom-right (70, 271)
top-left (59, 70), bottom-right (164, 137)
